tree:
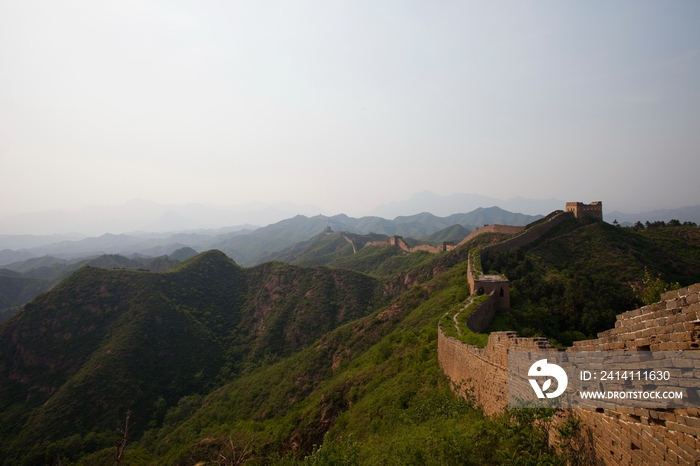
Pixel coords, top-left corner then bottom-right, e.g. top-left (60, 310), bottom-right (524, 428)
top-left (635, 268), bottom-right (681, 305)
top-left (115, 410), bottom-right (132, 466)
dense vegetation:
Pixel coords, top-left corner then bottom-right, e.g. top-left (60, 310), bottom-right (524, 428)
top-left (77, 256), bottom-right (573, 466)
top-left (484, 219), bottom-right (700, 345)
top-left (0, 251), bottom-right (388, 465)
top-left (420, 224), bottom-right (471, 244)
top-left (1, 217), bottom-right (699, 465)
top-left (0, 249), bottom-right (198, 324)
top-left (210, 207), bottom-right (539, 266)
top-left (267, 231), bottom-right (442, 277)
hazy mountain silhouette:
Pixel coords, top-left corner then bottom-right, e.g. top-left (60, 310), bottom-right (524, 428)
top-left (368, 191), bottom-right (564, 217)
top-left (0, 207), bottom-right (541, 267)
top-left (607, 205), bottom-right (700, 225)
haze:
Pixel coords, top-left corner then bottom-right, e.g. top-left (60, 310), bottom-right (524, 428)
top-left (1, 1), bottom-right (699, 220)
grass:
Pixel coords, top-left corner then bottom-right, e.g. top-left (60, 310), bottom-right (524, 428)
top-left (438, 293), bottom-right (490, 348)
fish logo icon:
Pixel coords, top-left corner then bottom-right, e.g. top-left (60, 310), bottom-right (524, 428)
top-left (528, 359), bottom-right (568, 399)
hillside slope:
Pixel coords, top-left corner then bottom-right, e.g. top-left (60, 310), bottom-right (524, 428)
top-left (485, 220), bottom-right (700, 341)
top-left (0, 251), bottom-right (385, 465)
top-left (264, 231), bottom-right (438, 277)
top-left (0, 250), bottom-right (197, 323)
top-left (2, 221), bottom-right (699, 464)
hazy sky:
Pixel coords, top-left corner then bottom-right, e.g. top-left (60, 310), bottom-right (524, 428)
top-left (1, 0), bottom-right (699, 217)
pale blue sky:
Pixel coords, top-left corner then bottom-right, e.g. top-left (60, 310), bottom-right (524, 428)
top-left (1, 0), bottom-right (698, 217)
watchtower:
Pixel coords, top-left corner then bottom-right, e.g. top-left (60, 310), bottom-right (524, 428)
top-left (565, 201), bottom-right (603, 221)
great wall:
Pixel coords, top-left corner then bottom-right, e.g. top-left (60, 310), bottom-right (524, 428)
top-left (437, 201), bottom-right (700, 465)
top-left (363, 235), bottom-right (456, 254)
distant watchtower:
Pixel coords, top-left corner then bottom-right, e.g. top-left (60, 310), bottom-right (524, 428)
top-left (565, 201), bottom-right (603, 221)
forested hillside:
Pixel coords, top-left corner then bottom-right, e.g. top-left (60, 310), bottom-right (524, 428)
top-left (485, 219), bottom-right (700, 344)
top-left (0, 249), bottom-right (198, 324)
top-left (0, 251), bottom-right (385, 465)
top-left (0, 219), bottom-right (699, 465)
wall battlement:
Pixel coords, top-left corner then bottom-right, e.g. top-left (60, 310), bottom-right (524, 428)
top-left (566, 201), bottom-right (603, 221)
top-left (438, 283), bottom-right (700, 465)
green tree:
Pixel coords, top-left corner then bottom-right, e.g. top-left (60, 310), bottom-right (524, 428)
top-left (637, 267), bottom-right (681, 305)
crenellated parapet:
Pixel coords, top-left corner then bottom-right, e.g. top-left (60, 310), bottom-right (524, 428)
top-left (565, 201), bottom-right (603, 221)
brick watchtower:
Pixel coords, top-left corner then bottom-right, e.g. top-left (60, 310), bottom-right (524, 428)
top-left (565, 201), bottom-right (603, 221)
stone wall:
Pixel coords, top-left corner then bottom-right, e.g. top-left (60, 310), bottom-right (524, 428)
top-left (363, 236), bottom-right (455, 254)
top-left (462, 212), bottom-right (574, 322)
top-left (478, 211), bottom-right (574, 263)
top-left (458, 224), bottom-right (525, 246)
top-left (410, 242), bottom-right (456, 253)
top-left (465, 293), bottom-right (497, 333)
top-left (437, 330), bottom-right (553, 415)
top-left (467, 248), bottom-right (510, 312)
top-left (364, 239), bottom-right (391, 248)
top-left (570, 284), bottom-right (700, 353)
top-left (566, 201), bottom-right (604, 221)
top-left (438, 283), bottom-right (700, 465)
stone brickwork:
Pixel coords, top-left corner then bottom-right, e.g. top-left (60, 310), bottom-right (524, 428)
top-left (570, 284), bottom-right (700, 353)
top-left (437, 330), bottom-right (553, 415)
top-left (467, 250), bottom-right (510, 312)
top-left (438, 283), bottom-right (700, 465)
top-left (465, 293), bottom-right (497, 333)
top-left (566, 201), bottom-right (603, 221)
top-left (410, 242), bottom-right (456, 253)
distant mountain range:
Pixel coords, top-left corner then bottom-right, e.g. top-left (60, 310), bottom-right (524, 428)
top-left (368, 192), bottom-right (700, 226)
top-left (6, 200), bottom-right (697, 326)
top-left (2, 217), bottom-right (699, 464)
top-left (5, 194), bottom-right (698, 238)
top-left (368, 191), bottom-right (565, 217)
top-left (0, 198), bottom-right (324, 236)
top-left (0, 206), bottom-right (540, 317)
top-left (0, 207), bottom-right (541, 267)
top-left (606, 205), bottom-right (700, 225)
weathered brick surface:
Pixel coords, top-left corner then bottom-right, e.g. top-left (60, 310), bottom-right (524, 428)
top-left (465, 293), bottom-right (498, 333)
top-left (438, 284), bottom-right (700, 465)
top-left (437, 330), bottom-right (553, 415)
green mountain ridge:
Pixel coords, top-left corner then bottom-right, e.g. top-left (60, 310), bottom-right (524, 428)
top-left (0, 250), bottom-right (392, 464)
top-left (419, 224), bottom-right (471, 244)
top-left (0, 249), bottom-right (199, 324)
top-left (265, 229), bottom-right (468, 278)
top-left (0, 207), bottom-right (542, 268)
top-left (1, 219), bottom-right (699, 464)
top-left (484, 220), bottom-right (700, 341)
